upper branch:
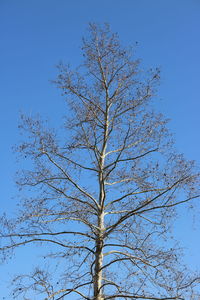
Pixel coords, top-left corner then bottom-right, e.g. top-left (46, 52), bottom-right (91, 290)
top-left (43, 151), bottom-right (99, 208)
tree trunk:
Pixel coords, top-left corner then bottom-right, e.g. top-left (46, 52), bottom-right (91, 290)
top-left (94, 212), bottom-right (104, 300)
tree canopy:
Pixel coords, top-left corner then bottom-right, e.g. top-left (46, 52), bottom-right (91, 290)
top-left (1, 23), bottom-right (200, 300)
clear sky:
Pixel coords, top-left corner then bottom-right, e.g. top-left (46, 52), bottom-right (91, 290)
top-left (0, 0), bottom-right (200, 298)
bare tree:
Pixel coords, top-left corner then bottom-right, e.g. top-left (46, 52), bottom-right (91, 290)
top-left (1, 23), bottom-right (200, 300)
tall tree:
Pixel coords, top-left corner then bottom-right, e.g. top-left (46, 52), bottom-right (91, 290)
top-left (1, 24), bottom-right (199, 300)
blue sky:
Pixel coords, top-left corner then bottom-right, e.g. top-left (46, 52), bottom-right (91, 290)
top-left (0, 0), bottom-right (200, 298)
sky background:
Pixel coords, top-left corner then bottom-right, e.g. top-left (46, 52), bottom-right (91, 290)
top-left (0, 0), bottom-right (200, 298)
